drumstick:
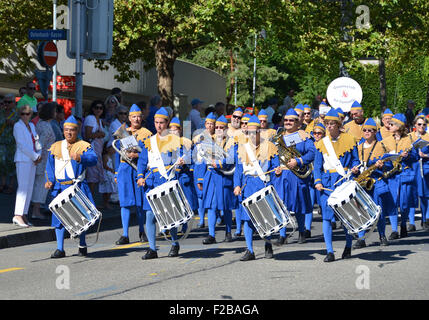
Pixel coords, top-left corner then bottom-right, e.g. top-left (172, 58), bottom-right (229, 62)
top-left (321, 187), bottom-right (334, 192)
top-left (334, 164), bottom-right (362, 186)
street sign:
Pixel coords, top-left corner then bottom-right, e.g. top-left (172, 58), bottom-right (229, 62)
top-left (40, 41), bottom-right (58, 67)
top-left (28, 29), bottom-right (67, 41)
top-left (34, 75), bottom-right (76, 93)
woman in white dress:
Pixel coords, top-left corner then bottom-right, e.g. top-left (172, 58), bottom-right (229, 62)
top-left (31, 102), bottom-right (57, 220)
top-left (12, 104), bottom-right (42, 227)
top-left (83, 100), bottom-right (106, 196)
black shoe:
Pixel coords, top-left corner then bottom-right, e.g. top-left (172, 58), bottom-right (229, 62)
top-left (224, 232), bottom-right (233, 242)
top-left (115, 236), bottom-right (129, 245)
top-left (407, 224), bottom-right (416, 232)
top-left (388, 231), bottom-right (399, 240)
top-left (202, 235), bottom-right (216, 245)
top-left (168, 244), bottom-right (180, 257)
top-left (240, 250), bottom-right (255, 261)
top-left (379, 236), bottom-right (389, 246)
top-left (331, 222), bottom-right (337, 230)
top-left (400, 227), bottom-right (408, 238)
top-left (139, 232), bottom-right (148, 242)
top-left (51, 249), bottom-right (66, 259)
top-left (233, 231), bottom-right (242, 240)
top-left (304, 229), bottom-right (311, 239)
top-left (424, 222), bottom-right (429, 230)
top-left (141, 249), bottom-right (158, 260)
top-left (265, 244), bottom-right (273, 259)
top-left (324, 252), bottom-right (335, 262)
top-left (197, 223), bottom-right (205, 229)
top-left (298, 232), bottom-right (306, 244)
top-left (275, 236), bottom-right (286, 246)
top-left (352, 239), bottom-right (366, 249)
top-left (342, 247), bottom-right (352, 259)
top-left (78, 246), bottom-right (87, 257)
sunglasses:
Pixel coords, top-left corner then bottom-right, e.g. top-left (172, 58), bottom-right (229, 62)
top-left (232, 115), bottom-right (242, 119)
top-left (304, 112), bottom-right (311, 115)
top-left (215, 126), bottom-right (225, 129)
top-left (313, 131), bottom-right (323, 135)
top-left (94, 106), bottom-right (104, 110)
top-left (21, 112), bottom-right (31, 116)
top-left (284, 119), bottom-right (295, 123)
top-left (27, 87), bottom-right (36, 90)
top-left (362, 129), bottom-right (375, 133)
top-left (416, 123), bottom-right (426, 126)
top-left (4, 100), bottom-right (14, 104)
top-left (118, 112), bottom-right (128, 115)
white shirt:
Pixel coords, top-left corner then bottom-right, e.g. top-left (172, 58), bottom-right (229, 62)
top-left (187, 108), bottom-right (204, 133)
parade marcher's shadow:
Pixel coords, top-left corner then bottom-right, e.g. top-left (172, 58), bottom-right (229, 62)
top-left (274, 249), bottom-right (326, 261)
top-left (353, 249), bottom-right (414, 262)
top-left (179, 246), bottom-right (244, 259)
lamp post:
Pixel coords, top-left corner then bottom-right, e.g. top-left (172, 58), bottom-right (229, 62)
top-left (252, 29), bottom-right (266, 109)
top-left (52, 0), bottom-right (57, 102)
top-left (339, 0), bottom-right (353, 77)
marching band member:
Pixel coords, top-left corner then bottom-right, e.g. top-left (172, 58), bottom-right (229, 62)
top-left (258, 109), bottom-right (276, 140)
top-left (336, 108), bottom-right (345, 124)
top-left (380, 113), bottom-right (418, 240)
top-left (192, 112), bottom-right (217, 228)
top-left (313, 109), bottom-right (360, 262)
top-left (343, 101), bottom-right (367, 141)
top-left (376, 108), bottom-right (393, 141)
top-left (353, 118), bottom-right (394, 248)
top-left (294, 104), bottom-right (305, 130)
top-left (45, 115), bottom-right (97, 258)
top-left (305, 122), bottom-right (327, 238)
top-left (233, 115), bottom-right (280, 261)
top-left (169, 117), bottom-right (198, 232)
top-left (302, 105), bottom-right (314, 133)
top-left (407, 114), bottom-right (429, 231)
top-left (114, 104), bottom-right (152, 245)
top-left (200, 115), bottom-right (237, 244)
top-left (274, 109), bottom-right (316, 245)
top-left (137, 107), bottom-right (191, 259)
top-left (227, 107), bottom-right (244, 138)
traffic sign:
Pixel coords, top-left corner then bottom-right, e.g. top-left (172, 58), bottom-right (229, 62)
top-left (38, 41), bottom-right (58, 68)
top-left (28, 29), bottom-right (67, 41)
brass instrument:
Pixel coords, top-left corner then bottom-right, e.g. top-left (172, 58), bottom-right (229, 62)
top-left (196, 133), bottom-right (235, 176)
top-left (112, 123), bottom-right (142, 171)
top-left (382, 147), bottom-right (413, 179)
top-left (272, 128), bottom-right (313, 179)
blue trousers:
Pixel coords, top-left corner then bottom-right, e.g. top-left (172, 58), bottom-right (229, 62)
top-left (279, 212), bottom-right (306, 237)
top-left (243, 220), bottom-right (271, 254)
top-left (197, 198), bottom-right (205, 226)
top-left (121, 206), bottom-right (146, 238)
top-left (323, 219), bottom-right (353, 254)
top-left (388, 208), bottom-right (410, 231)
top-left (55, 227), bottom-right (86, 251)
top-left (146, 210), bottom-right (178, 251)
top-left (234, 207), bottom-right (243, 235)
top-left (208, 209), bottom-right (232, 237)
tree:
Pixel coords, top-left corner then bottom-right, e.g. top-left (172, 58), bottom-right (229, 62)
top-left (98, 0), bottom-right (274, 106)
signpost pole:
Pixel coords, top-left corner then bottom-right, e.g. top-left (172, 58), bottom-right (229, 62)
top-left (52, 0), bottom-right (57, 102)
top-left (74, 0), bottom-right (83, 118)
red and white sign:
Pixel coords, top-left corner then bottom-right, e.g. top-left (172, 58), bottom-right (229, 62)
top-left (34, 75), bottom-right (75, 93)
top-left (41, 41), bottom-right (58, 67)
top-left (326, 77), bottom-right (363, 112)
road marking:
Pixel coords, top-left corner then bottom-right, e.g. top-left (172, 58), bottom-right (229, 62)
top-left (0, 267), bottom-right (24, 274)
top-left (76, 285), bottom-right (117, 297)
top-left (111, 242), bottom-right (145, 250)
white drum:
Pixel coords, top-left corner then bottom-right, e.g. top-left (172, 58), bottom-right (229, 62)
top-left (242, 185), bottom-right (296, 238)
top-left (49, 185), bottom-right (102, 238)
top-left (327, 180), bottom-right (381, 235)
top-left (146, 180), bottom-right (194, 231)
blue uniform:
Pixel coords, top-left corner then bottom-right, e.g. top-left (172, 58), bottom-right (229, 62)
top-left (313, 132), bottom-right (360, 255)
top-left (46, 139), bottom-right (97, 252)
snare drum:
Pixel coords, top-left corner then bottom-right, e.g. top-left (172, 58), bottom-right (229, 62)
top-left (242, 185), bottom-right (296, 238)
top-left (327, 180), bottom-right (381, 235)
top-left (146, 180), bottom-right (194, 231)
top-left (49, 185), bottom-right (102, 238)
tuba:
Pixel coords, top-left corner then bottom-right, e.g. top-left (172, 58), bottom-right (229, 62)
top-left (196, 132), bottom-right (235, 176)
top-left (112, 123), bottom-right (142, 171)
top-left (271, 128), bottom-right (313, 179)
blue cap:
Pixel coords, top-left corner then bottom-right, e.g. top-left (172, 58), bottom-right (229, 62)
top-left (258, 109), bottom-right (268, 119)
top-left (205, 112), bottom-right (217, 123)
top-left (350, 100), bottom-right (363, 111)
top-left (247, 115), bottom-right (261, 127)
top-left (363, 118), bottom-right (377, 130)
top-left (324, 108), bottom-right (341, 122)
top-left (63, 115), bottom-right (78, 128)
top-left (314, 122), bottom-right (326, 133)
top-left (284, 108), bottom-right (299, 119)
top-left (392, 113), bottom-right (406, 126)
top-left (294, 103), bottom-right (304, 112)
top-left (154, 107), bottom-right (169, 120)
top-left (169, 117), bottom-right (181, 127)
top-left (242, 113), bottom-right (251, 122)
top-left (233, 107), bottom-right (243, 115)
top-left (336, 107), bottom-right (344, 117)
top-left (191, 98), bottom-right (204, 106)
top-left (216, 115), bottom-right (228, 126)
top-left (383, 108), bottom-right (393, 117)
top-left (129, 104), bottom-right (142, 115)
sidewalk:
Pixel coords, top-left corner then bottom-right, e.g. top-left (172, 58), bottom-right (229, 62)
top-left (0, 191), bottom-right (123, 249)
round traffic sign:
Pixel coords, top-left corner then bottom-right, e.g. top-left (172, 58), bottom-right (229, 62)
top-left (40, 41), bottom-right (58, 67)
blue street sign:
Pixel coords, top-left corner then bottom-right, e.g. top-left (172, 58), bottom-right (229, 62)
top-left (28, 29), bottom-right (67, 41)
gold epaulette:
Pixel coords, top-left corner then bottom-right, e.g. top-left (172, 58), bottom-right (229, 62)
top-left (260, 128), bottom-right (276, 140)
top-left (382, 134), bottom-right (413, 153)
top-left (357, 141), bottom-right (386, 162)
top-left (410, 131), bottom-right (429, 143)
top-left (298, 129), bottom-right (311, 141)
top-left (144, 134), bottom-right (182, 153)
top-left (133, 127), bottom-right (152, 142)
top-left (49, 140), bottom-right (91, 160)
top-left (181, 137), bottom-right (193, 151)
top-left (237, 140), bottom-right (278, 165)
top-left (316, 132), bottom-right (357, 158)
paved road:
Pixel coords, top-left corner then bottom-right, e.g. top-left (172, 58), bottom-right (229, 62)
top-left (1, 214), bottom-right (429, 301)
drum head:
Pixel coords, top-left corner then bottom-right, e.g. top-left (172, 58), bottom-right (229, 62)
top-left (327, 180), bottom-right (358, 208)
top-left (49, 185), bottom-right (78, 210)
top-left (146, 179), bottom-right (179, 199)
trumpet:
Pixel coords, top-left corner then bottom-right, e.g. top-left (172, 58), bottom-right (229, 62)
top-left (112, 124), bottom-right (141, 171)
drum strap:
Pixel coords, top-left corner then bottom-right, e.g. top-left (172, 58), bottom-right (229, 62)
top-left (149, 135), bottom-right (173, 180)
top-left (322, 136), bottom-right (346, 177)
top-left (244, 142), bottom-right (266, 182)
